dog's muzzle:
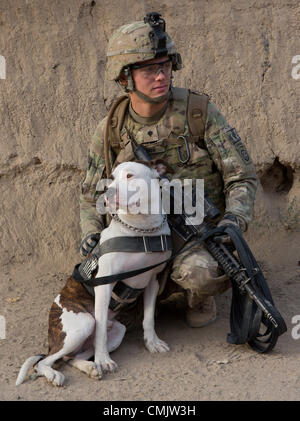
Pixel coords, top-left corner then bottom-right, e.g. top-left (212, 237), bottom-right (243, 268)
top-left (104, 187), bottom-right (119, 209)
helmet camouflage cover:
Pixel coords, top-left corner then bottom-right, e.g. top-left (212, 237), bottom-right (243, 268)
top-left (105, 12), bottom-right (182, 81)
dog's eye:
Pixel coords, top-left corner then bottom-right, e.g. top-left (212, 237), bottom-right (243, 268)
top-left (127, 173), bottom-right (133, 179)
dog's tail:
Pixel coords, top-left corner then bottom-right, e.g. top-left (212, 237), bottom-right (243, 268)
top-left (16, 354), bottom-right (46, 386)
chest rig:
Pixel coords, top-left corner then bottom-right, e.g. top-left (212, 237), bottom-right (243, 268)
top-left (106, 87), bottom-right (225, 213)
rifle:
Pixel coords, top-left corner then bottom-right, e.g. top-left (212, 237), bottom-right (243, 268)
top-left (130, 137), bottom-right (287, 353)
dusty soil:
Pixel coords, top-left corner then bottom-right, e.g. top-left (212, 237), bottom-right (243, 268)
top-left (0, 227), bottom-right (299, 402)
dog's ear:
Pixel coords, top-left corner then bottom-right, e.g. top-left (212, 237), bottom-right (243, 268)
top-left (150, 159), bottom-right (174, 176)
top-left (135, 159), bottom-right (174, 177)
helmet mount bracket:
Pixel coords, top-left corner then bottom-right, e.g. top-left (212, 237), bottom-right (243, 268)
top-left (144, 12), bottom-right (167, 57)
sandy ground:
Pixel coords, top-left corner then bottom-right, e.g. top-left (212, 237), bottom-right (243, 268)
top-left (0, 228), bottom-right (299, 402)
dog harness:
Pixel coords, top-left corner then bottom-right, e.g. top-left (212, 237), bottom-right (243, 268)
top-left (73, 234), bottom-right (172, 312)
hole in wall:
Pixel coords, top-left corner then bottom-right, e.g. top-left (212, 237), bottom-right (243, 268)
top-left (260, 157), bottom-right (293, 193)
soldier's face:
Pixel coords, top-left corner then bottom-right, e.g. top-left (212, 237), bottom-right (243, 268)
top-left (131, 56), bottom-right (172, 98)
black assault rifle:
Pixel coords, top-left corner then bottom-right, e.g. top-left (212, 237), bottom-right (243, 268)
top-left (131, 138), bottom-right (287, 353)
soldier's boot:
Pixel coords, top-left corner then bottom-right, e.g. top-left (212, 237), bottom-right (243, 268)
top-left (186, 296), bottom-right (217, 328)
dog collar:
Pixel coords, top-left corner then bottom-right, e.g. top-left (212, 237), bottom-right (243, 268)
top-left (112, 214), bottom-right (167, 233)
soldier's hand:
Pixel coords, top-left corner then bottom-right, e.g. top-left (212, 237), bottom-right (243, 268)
top-left (79, 233), bottom-right (101, 257)
top-left (214, 213), bottom-right (246, 245)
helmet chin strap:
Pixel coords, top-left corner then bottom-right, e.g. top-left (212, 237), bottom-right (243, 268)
top-left (134, 89), bottom-right (170, 104)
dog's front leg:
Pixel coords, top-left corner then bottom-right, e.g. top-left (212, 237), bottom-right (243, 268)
top-left (94, 283), bottom-right (118, 374)
top-left (143, 277), bottom-right (170, 353)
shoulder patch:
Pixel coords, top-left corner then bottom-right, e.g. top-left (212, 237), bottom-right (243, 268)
top-left (223, 126), bottom-right (252, 165)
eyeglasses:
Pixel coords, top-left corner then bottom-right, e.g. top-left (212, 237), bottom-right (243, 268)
top-left (131, 59), bottom-right (172, 78)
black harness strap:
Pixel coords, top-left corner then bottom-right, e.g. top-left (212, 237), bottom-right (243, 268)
top-left (73, 228), bottom-right (238, 288)
top-left (97, 235), bottom-right (172, 255)
top-left (73, 234), bottom-right (173, 309)
top-left (72, 230), bottom-right (216, 287)
top-left (73, 258), bottom-right (170, 287)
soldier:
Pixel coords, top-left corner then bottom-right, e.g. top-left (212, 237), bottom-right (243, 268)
top-left (79, 13), bottom-right (258, 328)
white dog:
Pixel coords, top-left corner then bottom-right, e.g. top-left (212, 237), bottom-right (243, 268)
top-left (16, 161), bottom-right (172, 386)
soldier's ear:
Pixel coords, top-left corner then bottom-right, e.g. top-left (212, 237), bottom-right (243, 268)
top-left (118, 72), bottom-right (128, 87)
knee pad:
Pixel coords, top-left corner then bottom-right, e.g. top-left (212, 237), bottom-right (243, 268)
top-left (170, 246), bottom-right (230, 304)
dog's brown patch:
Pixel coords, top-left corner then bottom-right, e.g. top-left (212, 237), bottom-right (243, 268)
top-left (48, 301), bottom-right (66, 355)
top-left (59, 277), bottom-right (94, 315)
top-left (47, 277), bottom-right (94, 356)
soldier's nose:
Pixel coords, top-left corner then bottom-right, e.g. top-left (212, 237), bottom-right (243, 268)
top-left (155, 70), bottom-right (166, 80)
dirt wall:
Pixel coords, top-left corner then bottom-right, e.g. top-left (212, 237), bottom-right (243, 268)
top-left (0, 0), bottom-right (299, 270)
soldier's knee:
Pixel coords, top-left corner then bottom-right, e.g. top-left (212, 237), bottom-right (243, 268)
top-left (172, 263), bottom-right (216, 289)
top-left (171, 260), bottom-right (230, 298)
top-left (170, 244), bottom-right (231, 299)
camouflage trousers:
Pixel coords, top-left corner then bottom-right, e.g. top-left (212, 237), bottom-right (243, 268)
top-left (168, 240), bottom-right (231, 308)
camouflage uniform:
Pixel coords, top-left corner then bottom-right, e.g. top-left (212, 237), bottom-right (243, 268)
top-left (80, 89), bottom-right (258, 306)
top-left (79, 15), bottom-right (258, 313)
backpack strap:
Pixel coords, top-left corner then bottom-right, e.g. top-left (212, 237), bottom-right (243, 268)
top-left (104, 95), bottom-right (130, 178)
top-left (107, 95), bottom-right (130, 150)
top-left (187, 90), bottom-right (209, 141)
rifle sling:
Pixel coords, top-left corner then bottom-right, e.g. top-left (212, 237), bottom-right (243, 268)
top-left (220, 225), bottom-right (287, 352)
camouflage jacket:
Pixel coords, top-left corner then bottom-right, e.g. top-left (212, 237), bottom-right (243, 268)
top-left (79, 88), bottom-right (258, 240)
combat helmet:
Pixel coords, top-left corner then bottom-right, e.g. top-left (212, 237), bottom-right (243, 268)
top-left (105, 12), bottom-right (182, 102)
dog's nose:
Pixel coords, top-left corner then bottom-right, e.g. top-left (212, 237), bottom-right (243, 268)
top-left (105, 187), bottom-right (119, 208)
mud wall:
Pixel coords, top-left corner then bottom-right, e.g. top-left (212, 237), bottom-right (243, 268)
top-left (0, 0), bottom-right (299, 270)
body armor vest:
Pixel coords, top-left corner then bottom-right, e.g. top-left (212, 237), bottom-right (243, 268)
top-left (107, 87), bottom-right (225, 214)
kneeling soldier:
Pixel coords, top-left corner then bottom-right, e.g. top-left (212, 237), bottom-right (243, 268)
top-left (79, 12), bottom-right (258, 328)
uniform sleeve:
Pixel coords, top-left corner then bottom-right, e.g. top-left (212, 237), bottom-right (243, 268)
top-left (204, 102), bottom-right (258, 230)
top-left (79, 117), bottom-right (108, 240)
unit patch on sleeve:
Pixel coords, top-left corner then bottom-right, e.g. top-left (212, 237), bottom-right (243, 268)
top-left (223, 126), bottom-right (252, 165)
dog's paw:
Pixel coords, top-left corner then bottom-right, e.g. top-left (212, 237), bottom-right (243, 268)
top-left (95, 356), bottom-right (118, 374)
top-left (144, 335), bottom-right (170, 353)
top-left (88, 363), bottom-right (103, 380)
top-left (75, 360), bottom-right (103, 380)
top-left (44, 369), bottom-right (65, 387)
top-left (52, 372), bottom-right (65, 387)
